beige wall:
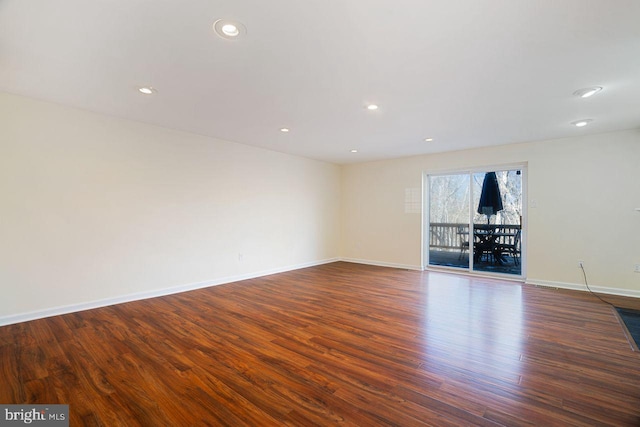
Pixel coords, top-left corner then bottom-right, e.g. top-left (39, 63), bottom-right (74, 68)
top-left (0, 92), bottom-right (341, 322)
top-left (2, 91), bottom-right (639, 323)
top-left (342, 129), bottom-right (640, 295)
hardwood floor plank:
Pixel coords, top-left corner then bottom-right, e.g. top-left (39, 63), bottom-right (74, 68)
top-left (0, 344), bottom-right (25, 403)
top-left (1, 262), bottom-right (639, 425)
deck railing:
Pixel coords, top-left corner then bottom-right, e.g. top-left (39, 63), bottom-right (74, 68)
top-left (429, 223), bottom-right (521, 251)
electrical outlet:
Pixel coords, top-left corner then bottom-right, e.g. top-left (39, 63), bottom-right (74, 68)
top-left (578, 260), bottom-right (584, 268)
top-left (635, 264), bottom-right (640, 273)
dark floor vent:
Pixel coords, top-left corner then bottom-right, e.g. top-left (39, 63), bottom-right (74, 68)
top-left (616, 307), bottom-right (640, 350)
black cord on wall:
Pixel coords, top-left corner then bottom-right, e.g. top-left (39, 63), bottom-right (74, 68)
top-left (579, 263), bottom-right (614, 307)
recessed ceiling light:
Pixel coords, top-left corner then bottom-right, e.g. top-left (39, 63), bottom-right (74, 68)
top-left (571, 119), bottom-right (593, 127)
top-left (350, 149), bottom-right (358, 153)
top-left (366, 104), bottom-right (379, 111)
top-left (573, 87), bottom-right (603, 98)
top-left (424, 138), bottom-right (434, 142)
top-left (280, 128), bottom-right (290, 133)
top-left (213, 19), bottom-right (246, 40)
top-left (221, 24), bottom-right (239, 37)
top-left (138, 86), bottom-right (156, 95)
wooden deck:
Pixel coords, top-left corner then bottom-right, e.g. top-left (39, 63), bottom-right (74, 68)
top-left (429, 249), bottom-right (522, 275)
top-left (429, 223), bottom-right (522, 276)
top-left (1, 262), bottom-right (639, 425)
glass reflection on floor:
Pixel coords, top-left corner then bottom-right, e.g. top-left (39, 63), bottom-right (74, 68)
top-left (418, 273), bottom-right (524, 381)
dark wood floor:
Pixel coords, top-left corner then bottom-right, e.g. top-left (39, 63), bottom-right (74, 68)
top-left (1, 262), bottom-right (639, 426)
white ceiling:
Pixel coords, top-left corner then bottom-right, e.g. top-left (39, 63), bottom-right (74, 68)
top-left (1, 0), bottom-right (639, 164)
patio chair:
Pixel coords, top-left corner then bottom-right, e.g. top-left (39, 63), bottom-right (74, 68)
top-left (457, 225), bottom-right (469, 259)
top-left (497, 229), bottom-right (521, 265)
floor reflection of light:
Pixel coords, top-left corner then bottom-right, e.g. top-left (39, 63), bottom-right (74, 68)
top-left (419, 273), bottom-right (524, 381)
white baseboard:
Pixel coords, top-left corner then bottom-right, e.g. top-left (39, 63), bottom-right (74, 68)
top-left (525, 278), bottom-right (640, 299)
top-left (4, 260), bottom-right (636, 327)
top-left (341, 261), bottom-right (640, 299)
top-left (340, 257), bottom-right (423, 271)
top-left (0, 258), bottom-right (339, 327)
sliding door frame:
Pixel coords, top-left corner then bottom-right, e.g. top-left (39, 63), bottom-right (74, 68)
top-left (421, 162), bottom-right (527, 280)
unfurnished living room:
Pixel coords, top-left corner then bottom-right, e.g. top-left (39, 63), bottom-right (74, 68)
top-left (1, 1), bottom-right (640, 426)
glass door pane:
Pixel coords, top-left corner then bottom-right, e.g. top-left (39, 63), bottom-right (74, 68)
top-left (472, 169), bottom-right (522, 275)
top-left (428, 174), bottom-right (470, 269)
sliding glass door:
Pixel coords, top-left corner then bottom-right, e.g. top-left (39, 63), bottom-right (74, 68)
top-left (427, 167), bottom-right (523, 276)
top-left (428, 173), bottom-right (471, 269)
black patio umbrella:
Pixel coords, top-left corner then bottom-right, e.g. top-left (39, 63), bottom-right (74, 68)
top-left (477, 172), bottom-right (503, 224)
